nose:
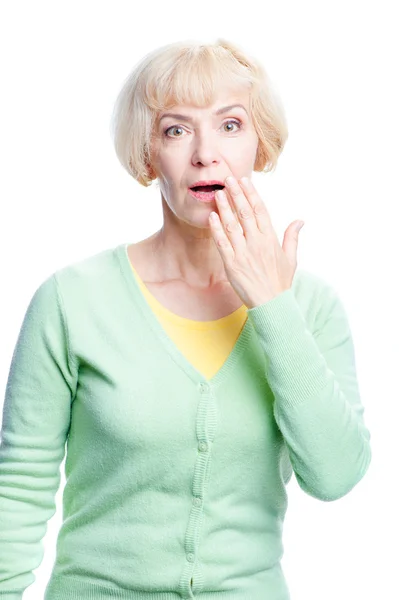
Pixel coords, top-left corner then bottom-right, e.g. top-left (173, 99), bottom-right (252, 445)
top-left (191, 133), bottom-right (222, 168)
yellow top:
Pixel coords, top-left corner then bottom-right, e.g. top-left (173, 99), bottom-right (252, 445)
top-left (129, 263), bottom-right (248, 380)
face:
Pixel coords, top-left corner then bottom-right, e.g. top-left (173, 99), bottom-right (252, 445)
top-left (148, 88), bottom-right (259, 227)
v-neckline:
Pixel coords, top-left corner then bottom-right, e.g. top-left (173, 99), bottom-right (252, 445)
top-left (115, 242), bottom-right (254, 390)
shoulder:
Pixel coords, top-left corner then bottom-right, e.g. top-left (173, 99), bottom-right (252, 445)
top-left (44, 244), bottom-right (123, 312)
top-left (54, 244), bottom-right (118, 284)
top-left (291, 268), bottom-right (347, 327)
top-left (292, 267), bottom-right (331, 298)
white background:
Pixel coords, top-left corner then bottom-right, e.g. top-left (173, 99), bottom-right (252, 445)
top-left (0, 0), bottom-right (397, 598)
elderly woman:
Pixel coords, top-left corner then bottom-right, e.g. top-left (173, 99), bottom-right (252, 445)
top-left (0, 39), bottom-right (371, 600)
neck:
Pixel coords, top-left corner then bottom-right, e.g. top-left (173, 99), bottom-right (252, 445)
top-left (149, 199), bottom-right (230, 289)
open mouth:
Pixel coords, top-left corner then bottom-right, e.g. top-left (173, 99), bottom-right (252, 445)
top-left (190, 184), bottom-right (225, 193)
top-left (188, 184), bottom-right (225, 202)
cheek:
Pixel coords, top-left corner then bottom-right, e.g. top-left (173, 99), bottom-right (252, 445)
top-left (241, 136), bottom-right (259, 165)
top-left (225, 140), bottom-right (256, 165)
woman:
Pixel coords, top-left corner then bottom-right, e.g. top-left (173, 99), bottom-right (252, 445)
top-left (0, 39), bottom-right (372, 600)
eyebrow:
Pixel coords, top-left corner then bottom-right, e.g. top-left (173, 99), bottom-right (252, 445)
top-left (159, 103), bottom-right (248, 123)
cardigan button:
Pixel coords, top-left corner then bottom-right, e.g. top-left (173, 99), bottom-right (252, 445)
top-left (187, 552), bottom-right (195, 562)
top-left (199, 382), bottom-right (210, 393)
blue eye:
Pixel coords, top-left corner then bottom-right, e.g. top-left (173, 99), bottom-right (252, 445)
top-left (163, 119), bottom-right (243, 138)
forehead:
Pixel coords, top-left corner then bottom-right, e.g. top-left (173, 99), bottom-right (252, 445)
top-left (158, 86), bottom-right (251, 119)
top-left (159, 102), bottom-right (250, 125)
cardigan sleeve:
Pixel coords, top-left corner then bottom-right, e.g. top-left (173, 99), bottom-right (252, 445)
top-left (246, 277), bottom-right (372, 502)
top-left (0, 274), bottom-right (78, 599)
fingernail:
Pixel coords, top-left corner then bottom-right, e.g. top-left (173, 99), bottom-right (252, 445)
top-left (296, 221), bottom-right (305, 232)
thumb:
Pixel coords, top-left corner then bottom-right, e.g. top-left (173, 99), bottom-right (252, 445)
top-left (282, 221), bottom-right (304, 263)
top-left (295, 220), bottom-right (305, 233)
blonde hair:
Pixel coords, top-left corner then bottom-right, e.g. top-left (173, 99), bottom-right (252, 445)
top-left (109, 38), bottom-right (288, 187)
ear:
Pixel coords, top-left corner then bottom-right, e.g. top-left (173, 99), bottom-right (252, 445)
top-left (145, 162), bottom-right (157, 180)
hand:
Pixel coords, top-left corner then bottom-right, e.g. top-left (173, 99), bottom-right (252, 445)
top-left (208, 176), bottom-right (305, 309)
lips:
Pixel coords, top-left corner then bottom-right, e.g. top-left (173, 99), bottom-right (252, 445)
top-left (189, 180), bottom-right (225, 192)
top-left (188, 188), bottom-right (220, 203)
top-left (188, 179), bottom-right (226, 203)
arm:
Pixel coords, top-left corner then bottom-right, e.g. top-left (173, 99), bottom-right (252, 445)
top-left (0, 273), bottom-right (78, 598)
top-left (246, 278), bottom-right (372, 501)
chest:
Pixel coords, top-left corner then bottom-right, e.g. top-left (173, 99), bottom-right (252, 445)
top-left (143, 280), bottom-right (244, 321)
top-left (127, 243), bottom-right (244, 321)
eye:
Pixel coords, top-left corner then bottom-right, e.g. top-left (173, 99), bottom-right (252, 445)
top-left (222, 119), bottom-right (242, 133)
top-left (163, 119), bottom-right (243, 138)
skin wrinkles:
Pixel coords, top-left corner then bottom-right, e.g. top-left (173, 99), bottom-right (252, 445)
top-left (146, 87), bottom-right (259, 290)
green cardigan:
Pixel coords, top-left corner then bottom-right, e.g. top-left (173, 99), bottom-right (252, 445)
top-left (0, 242), bottom-right (372, 600)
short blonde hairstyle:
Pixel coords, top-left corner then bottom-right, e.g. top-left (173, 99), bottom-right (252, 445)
top-left (110, 38), bottom-right (288, 187)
